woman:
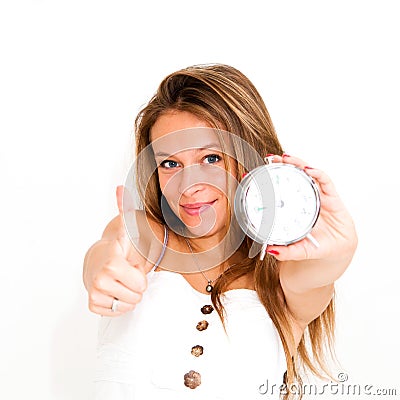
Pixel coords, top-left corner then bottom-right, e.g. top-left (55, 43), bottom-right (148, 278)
top-left (83, 64), bottom-right (357, 399)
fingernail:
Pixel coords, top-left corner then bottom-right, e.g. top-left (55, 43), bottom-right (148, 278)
top-left (242, 172), bottom-right (248, 178)
top-left (267, 249), bottom-right (280, 255)
top-left (304, 166), bottom-right (313, 170)
top-left (282, 153), bottom-right (290, 158)
top-left (265, 153), bottom-right (275, 157)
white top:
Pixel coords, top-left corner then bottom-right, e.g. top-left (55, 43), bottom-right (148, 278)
top-left (93, 229), bottom-right (287, 400)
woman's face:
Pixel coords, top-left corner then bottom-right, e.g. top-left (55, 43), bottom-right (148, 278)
top-left (150, 111), bottom-right (236, 239)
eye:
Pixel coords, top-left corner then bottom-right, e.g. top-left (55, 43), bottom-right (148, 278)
top-left (203, 154), bottom-right (222, 164)
top-left (159, 160), bottom-right (180, 169)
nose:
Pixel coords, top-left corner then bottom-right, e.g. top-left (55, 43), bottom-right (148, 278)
top-left (177, 166), bottom-right (207, 196)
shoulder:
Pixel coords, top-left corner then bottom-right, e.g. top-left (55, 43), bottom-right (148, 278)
top-left (101, 211), bottom-right (168, 273)
top-left (137, 210), bottom-right (166, 246)
top-left (101, 210), bottom-right (165, 243)
top-left (129, 211), bottom-right (168, 273)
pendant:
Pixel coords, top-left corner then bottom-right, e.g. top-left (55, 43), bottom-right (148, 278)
top-left (206, 281), bottom-right (213, 293)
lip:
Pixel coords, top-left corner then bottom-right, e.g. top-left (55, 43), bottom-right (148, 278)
top-left (180, 200), bottom-right (217, 216)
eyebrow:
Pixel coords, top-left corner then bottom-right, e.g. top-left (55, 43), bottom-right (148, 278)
top-left (154, 143), bottom-right (222, 158)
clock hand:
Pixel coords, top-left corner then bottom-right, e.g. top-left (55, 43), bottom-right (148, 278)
top-left (255, 199), bottom-right (283, 212)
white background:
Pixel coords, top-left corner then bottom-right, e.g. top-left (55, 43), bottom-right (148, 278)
top-left (1, 1), bottom-right (399, 399)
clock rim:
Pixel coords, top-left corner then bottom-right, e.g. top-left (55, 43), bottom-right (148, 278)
top-left (238, 163), bottom-right (321, 246)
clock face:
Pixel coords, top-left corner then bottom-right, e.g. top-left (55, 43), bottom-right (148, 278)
top-left (235, 163), bottom-right (320, 245)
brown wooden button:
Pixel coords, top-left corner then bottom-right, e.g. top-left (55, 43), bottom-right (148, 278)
top-left (191, 345), bottom-right (204, 357)
top-left (184, 370), bottom-right (201, 389)
top-left (196, 320), bottom-right (209, 331)
top-left (201, 305), bottom-right (214, 314)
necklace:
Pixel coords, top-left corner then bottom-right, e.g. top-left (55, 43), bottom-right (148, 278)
top-left (183, 236), bottom-right (236, 293)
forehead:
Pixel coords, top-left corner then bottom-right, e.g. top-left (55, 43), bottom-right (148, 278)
top-left (150, 111), bottom-right (231, 157)
top-left (152, 129), bottom-right (225, 158)
top-left (150, 111), bottom-right (209, 141)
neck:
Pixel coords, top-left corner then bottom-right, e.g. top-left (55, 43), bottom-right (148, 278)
top-left (183, 234), bottom-right (246, 270)
top-left (184, 234), bottom-right (224, 254)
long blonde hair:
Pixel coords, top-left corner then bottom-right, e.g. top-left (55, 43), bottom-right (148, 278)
top-left (134, 64), bottom-right (335, 398)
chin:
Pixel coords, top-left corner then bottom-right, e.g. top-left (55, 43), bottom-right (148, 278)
top-left (183, 222), bottom-right (226, 239)
top-left (167, 196), bottom-right (229, 237)
top-left (181, 209), bottom-right (228, 239)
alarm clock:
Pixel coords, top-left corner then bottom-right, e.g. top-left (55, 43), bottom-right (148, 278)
top-left (234, 157), bottom-right (321, 259)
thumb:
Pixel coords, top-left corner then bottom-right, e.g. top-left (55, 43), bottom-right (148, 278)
top-left (115, 185), bottom-right (139, 259)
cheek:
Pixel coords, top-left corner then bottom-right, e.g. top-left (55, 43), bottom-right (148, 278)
top-left (219, 195), bottom-right (228, 209)
top-left (158, 175), bottom-right (167, 193)
top-left (157, 171), bottom-right (172, 193)
top-left (158, 172), bottom-right (180, 206)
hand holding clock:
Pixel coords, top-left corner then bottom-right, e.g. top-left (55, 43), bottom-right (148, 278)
top-left (266, 154), bottom-right (358, 267)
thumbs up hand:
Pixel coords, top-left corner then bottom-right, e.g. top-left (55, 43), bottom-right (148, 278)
top-left (83, 186), bottom-right (149, 316)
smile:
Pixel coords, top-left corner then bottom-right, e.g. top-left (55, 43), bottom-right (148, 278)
top-left (180, 200), bottom-right (217, 216)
